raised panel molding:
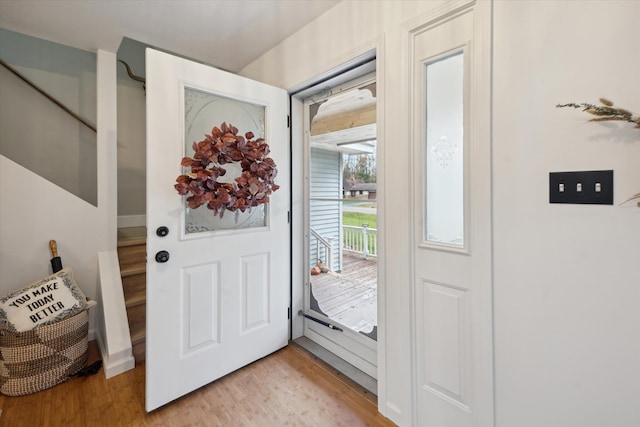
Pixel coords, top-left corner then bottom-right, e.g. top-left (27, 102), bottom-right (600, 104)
top-left (418, 279), bottom-right (470, 411)
top-left (180, 262), bottom-right (221, 355)
top-left (241, 253), bottom-right (270, 333)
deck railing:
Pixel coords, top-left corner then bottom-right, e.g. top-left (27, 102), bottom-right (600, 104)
top-left (343, 225), bottom-right (377, 259)
top-left (310, 228), bottom-right (334, 270)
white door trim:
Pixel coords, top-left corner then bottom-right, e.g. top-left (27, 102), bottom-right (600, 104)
top-left (289, 38), bottom-right (390, 398)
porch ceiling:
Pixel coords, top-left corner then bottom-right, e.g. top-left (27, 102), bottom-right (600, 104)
top-left (310, 124), bottom-right (376, 154)
top-left (309, 85), bottom-right (377, 154)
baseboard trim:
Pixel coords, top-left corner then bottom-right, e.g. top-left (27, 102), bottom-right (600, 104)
top-left (118, 215), bottom-right (145, 228)
top-left (97, 332), bottom-right (135, 379)
top-left (96, 250), bottom-right (136, 379)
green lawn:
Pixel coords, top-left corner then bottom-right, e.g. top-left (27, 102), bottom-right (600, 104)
top-left (342, 212), bottom-right (377, 229)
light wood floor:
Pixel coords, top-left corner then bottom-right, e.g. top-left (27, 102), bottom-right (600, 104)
top-left (0, 342), bottom-right (394, 427)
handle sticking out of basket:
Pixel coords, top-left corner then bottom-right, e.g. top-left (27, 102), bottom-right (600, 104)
top-left (49, 240), bottom-right (63, 273)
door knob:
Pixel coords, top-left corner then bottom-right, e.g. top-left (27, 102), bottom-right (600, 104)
top-left (156, 226), bottom-right (169, 237)
top-left (155, 250), bottom-right (170, 263)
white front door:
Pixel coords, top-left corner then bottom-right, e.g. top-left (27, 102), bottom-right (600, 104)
top-left (145, 49), bottom-right (289, 411)
top-left (410, 3), bottom-right (493, 426)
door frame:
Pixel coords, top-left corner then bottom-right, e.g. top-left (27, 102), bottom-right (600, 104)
top-left (288, 50), bottom-right (383, 377)
top-left (302, 72), bottom-right (378, 378)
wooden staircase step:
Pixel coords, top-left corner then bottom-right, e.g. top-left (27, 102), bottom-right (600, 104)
top-left (130, 312), bottom-right (146, 365)
top-left (120, 264), bottom-right (146, 277)
top-left (117, 226), bottom-right (147, 365)
top-left (125, 293), bottom-right (145, 308)
top-left (131, 329), bottom-right (145, 346)
top-left (132, 340), bottom-right (145, 365)
top-left (127, 301), bottom-right (145, 330)
top-left (117, 226), bottom-right (146, 247)
top-left (123, 273), bottom-right (146, 307)
top-left (117, 244), bottom-right (146, 266)
top-left (118, 237), bottom-right (146, 248)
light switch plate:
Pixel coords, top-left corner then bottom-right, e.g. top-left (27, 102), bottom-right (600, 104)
top-left (549, 170), bottom-right (613, 205)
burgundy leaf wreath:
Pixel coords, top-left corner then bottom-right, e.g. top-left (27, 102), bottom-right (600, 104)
top-left (175, 122), bottom-right (279, 219)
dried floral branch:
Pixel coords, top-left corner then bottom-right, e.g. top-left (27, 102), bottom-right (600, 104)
top-left (618, 192), bottom-right (640, 206)
top-left (558, 98), bottom-right (640, 208)
top-left (556, 98), bottom-right (640, 128)
top-left (175, 122), bottom-right (279, 219)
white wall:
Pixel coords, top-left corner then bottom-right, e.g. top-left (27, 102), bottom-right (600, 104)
top-left (0, 50), bottom-right (117, 336)
top-left (116, 74), bottom-right (146, 219)
top-left (0, 28), bottom-right (98, 206)
top-left (245, 0), bottom-right (640, 426)
top-left (116, 38), bottom-right (147, 221)
top-left (0, 156), bottom-right (101, 298)
top-left (493, 1), bottom-right (640, 426)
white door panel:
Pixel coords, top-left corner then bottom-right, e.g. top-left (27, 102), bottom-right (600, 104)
top-left (145, 49), bottom-right (289, 411)
top-left (416, 248), bottom-right (472, 287)
top-left (411, 4), bottom-right (493, 426)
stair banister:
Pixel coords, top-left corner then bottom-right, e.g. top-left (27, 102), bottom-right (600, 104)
top-left (0, 59), bottom-right (97, 132)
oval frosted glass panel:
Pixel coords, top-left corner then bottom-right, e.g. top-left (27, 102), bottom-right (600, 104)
top-left (424, 51), bottom-right (464, 246)
top-left (184, 87), bottom-right (266, 234)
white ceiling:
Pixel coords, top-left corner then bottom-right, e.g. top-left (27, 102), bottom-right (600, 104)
top-left (0, 0), bottom-right (340, 72)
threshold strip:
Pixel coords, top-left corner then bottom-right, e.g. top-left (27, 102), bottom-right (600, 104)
top-left (301, 312), bottom-right (343, 332)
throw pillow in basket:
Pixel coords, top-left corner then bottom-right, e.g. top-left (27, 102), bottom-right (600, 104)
top-left (0, 268), bottom-right (95, 332)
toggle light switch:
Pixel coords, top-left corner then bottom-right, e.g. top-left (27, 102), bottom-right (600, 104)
top-left (549, 170), bottom-right (613, 205)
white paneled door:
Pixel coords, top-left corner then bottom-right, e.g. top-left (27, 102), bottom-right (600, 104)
top-left (145, 49), bottom-right (289, 411)
top-left (411, 3), bottom-right (493, 426)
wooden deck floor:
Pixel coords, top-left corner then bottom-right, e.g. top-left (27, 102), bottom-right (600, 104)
top-left (311, 252), bottom-right (377, 334)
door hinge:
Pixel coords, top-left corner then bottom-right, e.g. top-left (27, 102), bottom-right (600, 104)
top-left (287, 115), bottom-right (290, 128)
top-left (287, 210), bottom-right (291, 224)
top-left (288, 307), bottom-right (291, 319)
